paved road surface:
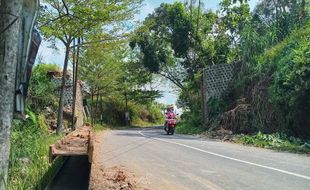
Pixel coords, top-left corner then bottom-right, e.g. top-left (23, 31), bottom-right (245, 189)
top-left (98, 127), bottom-right (310, 190)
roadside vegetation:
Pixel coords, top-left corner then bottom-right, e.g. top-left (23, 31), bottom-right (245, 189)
top-left (7, 64), bottom-right (63, 189)
top-left (3, 0), bottom-right (310, 188)
top-left (8, 117), bottom-right (63, 190)
top-left (79, 40), bottom-right (165, 127)
top-left (130, 0), bottom-right (310, 152)
top-left (176, 123), bottom-right (205, 135)
top-left (238, 132), bottom-right (310, 154)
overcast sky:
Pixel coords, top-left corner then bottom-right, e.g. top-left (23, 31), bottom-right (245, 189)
top-left (38, 0), bottom-right (259, 105)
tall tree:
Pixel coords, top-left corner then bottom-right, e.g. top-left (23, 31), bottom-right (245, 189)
top-left (38, 0), bottom-right (141, 134)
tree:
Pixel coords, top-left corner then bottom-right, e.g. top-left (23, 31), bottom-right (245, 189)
top-left (79, 41), bottom-right (160, 125)
top-left (38, 0), bottom-right (141, 134)
top-left (0, 0), bottom-right (24, 188)
top-left (130, 2), bottom-right (193, 88)
top-left (129, 1), bottom-right (252, 129)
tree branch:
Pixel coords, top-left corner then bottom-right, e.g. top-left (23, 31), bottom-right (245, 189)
top-left (62, 0), bottom-right (70, 15)
top-left (70, 35), bottom-right (127, 48)
top-left (158, 72), bottom-right (184, 90)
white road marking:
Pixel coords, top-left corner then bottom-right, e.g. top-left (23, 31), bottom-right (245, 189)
top-left (138, 130), bottom-right (310, 181)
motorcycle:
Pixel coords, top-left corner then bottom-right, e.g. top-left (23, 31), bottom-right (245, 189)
top-left (164, 113), bottom-right (177, 135)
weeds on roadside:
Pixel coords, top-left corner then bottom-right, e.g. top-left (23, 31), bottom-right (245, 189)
top-left (7, 116), bottom-right (62, 190)
top-left (176, 122), bottom-right (205, 135)
top-left (92, 123), bottom-right (109, 132)
top-left (238, 132), bottom-right (310, 154)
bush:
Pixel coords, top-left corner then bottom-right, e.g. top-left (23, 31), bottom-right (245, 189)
top-left (90, 97), bottom-right (164, 126)
top-left (238, 132), bottom-right (310, 154)
top-left (176, 122), bottom-right (205, 135)
top-left (219, 21), bottom-right (310, 138)
top-left (254, 22), bottom-right (310, 137)
top-left (8, 112), bottom-right (62, 190)
top-left (28, 64), bottom-right (60, 112)
top-left (8, 63), bottom-right (63, 189)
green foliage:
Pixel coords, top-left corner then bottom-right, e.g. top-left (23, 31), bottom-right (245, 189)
top-left (201, 1), bottom-right (310, 139)
top-left (131, 1), bottom-right (243, 82)
top-left (238, 132), bottom-right (310, 154)
top-left (79, 39), bottom-right (161, 126)
top-left (206, 97), bottom-right (228, 119)
top-left (131, 103), bottom-right (165, 126)
top-left (28, 64), bottom-right (59, 112)
top-left (131, 1), bottom-right (251, 130)
top-left (38, 114), bottom-right (49, 134)
top-left (93, 97), bottom-right (164, 126)
top-left (93, 123), bottom-right (109, 132)
top-left (38, 0), bottom-right (142, 41)
top-left (8, 117), bottom-right (62, 189)
top-left (8, 63), bottom-right (63, 189)
top-left (256, 21), bottom-right (310, 137)
top-left (176, 122), bottom-right (205, 135)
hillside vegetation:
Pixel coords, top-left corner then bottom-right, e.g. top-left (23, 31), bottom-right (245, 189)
top-left (8, 64), bottom-right (63, 189)
top-left (131, 0), bottom-right (310, 144)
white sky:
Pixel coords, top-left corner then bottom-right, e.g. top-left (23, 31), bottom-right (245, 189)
top-left (38, 0), bottom-right (259, 105)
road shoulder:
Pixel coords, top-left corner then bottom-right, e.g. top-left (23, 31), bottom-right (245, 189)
top-left (89, 130), bottom-right (150, 190)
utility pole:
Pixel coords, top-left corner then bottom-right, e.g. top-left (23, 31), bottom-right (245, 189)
top-left (72, 38), bottom-right (81, 130)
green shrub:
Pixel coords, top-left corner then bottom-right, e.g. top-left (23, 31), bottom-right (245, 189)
top-left (90, 97), bottom-right (164, 126)
top-left (8, 64), bottom-right (63, 189)
top-left (28, 64), bottom-right (60, 112)
top-left (255, 22), bottom-right (310, 137)
top-left (207, 97), bottom-right (228, 119)
top-left (8, 115), bottom-right (62, 189)
top-left (238, 132), bottom-right (310, 154)
top-left (176, 122), bottom-right (205, 135)
top-left (222, 21), bottom-right (310, 138)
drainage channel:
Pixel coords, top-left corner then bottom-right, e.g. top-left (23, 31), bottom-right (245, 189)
top-left (46, 156), bottom-right (91, 190)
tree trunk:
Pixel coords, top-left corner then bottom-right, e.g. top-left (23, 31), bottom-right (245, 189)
top-left (125, 92), bottom-right (129, 126)
top-left (100, 95), bottom-right (103, 125)
top-left (71, 39), bottom-right (76, 129)
top-left (91, 93), bottom-right (94, 126)
top-left (0, 0), bottom-right (23, 187)
top-left (72, 38), bottom-right (80, 130)
top-left (56, 43), bottom-right (71, 134)
top-left (95, 94), bottom-right (99, 123)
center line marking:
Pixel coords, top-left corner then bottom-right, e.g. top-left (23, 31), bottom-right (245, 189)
top-left (139, 130), bottom-right (310, 180)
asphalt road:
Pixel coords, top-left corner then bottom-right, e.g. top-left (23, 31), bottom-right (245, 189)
top-left (98, 127), bottom-right (310, 190)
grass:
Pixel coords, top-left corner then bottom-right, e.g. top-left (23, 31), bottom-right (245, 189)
top-left (7, 120), bottom-right (63, 190)
top-left (175, 122), bottom-right (310, 154)
top-left (237, 132), bottom-right (310, 154)
top-left (131, 118), bottom-right (163, 128)
top-left (175, 122), bottom-right (205, 135)
top-left (92, 121), bottom-right (161, 135)
top-left (92, 123), bottom-right (110, 132)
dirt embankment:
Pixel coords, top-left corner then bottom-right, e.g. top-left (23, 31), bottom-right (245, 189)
top-left (89, 131), bottom-right (150, 190)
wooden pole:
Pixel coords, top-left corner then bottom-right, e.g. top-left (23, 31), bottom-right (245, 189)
top-left (72, 38), bottom-right (80, 129)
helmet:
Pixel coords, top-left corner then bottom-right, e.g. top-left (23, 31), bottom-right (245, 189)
top-left (166, 105), bottom-right (174, 112)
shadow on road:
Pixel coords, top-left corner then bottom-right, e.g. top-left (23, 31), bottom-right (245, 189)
top-left (46, 156), bottom-right (90, 190)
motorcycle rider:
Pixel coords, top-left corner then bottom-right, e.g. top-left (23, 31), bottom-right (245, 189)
top-left (164, 106), bottom-right (176, 131)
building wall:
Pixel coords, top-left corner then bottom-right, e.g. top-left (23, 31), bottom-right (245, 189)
top-left (52, 75), bottom-right (84, 128)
